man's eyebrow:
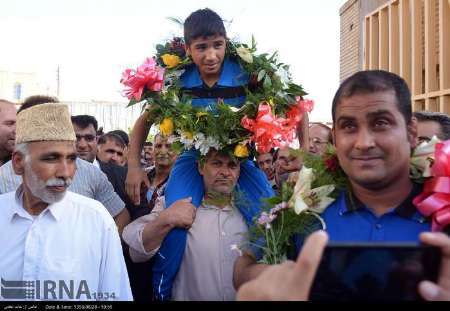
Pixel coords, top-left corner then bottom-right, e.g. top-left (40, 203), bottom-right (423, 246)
top-left (366, 109), bottom-right (394, 119)
top-left (336, 115), bottom-right (355, 123)
top-left (39, 152), bottom-right (61, 158)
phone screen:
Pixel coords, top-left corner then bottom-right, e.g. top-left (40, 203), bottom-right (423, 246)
top-left (310, 243), bottom-right (442, 301)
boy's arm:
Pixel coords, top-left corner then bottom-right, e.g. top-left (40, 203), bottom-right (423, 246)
top-left (126, 109), bottom-right (152, 205)
top-left (298, 112), bottom-right (309, 152)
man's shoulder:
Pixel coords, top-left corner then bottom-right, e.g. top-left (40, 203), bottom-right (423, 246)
top-left (64, 191), bottom-right (115, 223)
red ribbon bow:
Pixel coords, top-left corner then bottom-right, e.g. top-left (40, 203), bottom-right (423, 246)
top-left (413, 140), bottom-right (450, 231)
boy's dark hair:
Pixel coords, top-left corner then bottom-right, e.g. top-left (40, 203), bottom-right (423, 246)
top-left (71, 115), bottom-right (98, 131)
top-left (184, 8), bottom-right (226, 45)
top-left (332, 70), bottom-right (412, 124)
top-left (98, 133), bottom-right (126, 149)
top-left (109, 130), bottom-right (129, 146)
top-left (414, 111), bottom-right (450, 140)
top-left (18, 95), bottom-right (58, 114)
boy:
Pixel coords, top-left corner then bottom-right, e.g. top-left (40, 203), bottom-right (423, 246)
top-left (125, 8), bottom-right (274, 300)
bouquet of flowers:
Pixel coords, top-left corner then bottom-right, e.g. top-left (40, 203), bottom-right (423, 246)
top-left (247, 147), bottom-right (349, 264)
top-left (120, 36), bottom-right (313, 157)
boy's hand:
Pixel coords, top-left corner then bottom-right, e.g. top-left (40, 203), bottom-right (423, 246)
top-left (419, 232), bottom-right (450, 301)
top-left (126, 166), bottom-right (150, 205)
top-left (236, 231), bottom-right (328, 301)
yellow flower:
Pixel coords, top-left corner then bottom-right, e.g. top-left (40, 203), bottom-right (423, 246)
top-left (183, 131), bottom-right (193, 139)
top-left (234, 144), bottom-right (249, 158)
top-left (161, 54), bottom-right (181, 68)
top-left (236, 47), bottom-right (253, 64)
top-left (196, 112), bottom-right (208, 118)
top-left (159, 118), bottom-right (174, 136)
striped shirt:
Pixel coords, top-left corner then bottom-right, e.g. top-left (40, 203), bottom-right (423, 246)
top-left (0, 158), bottom-right (124, 217)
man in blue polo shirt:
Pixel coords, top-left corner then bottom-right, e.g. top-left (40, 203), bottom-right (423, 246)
top-left (233, 70), bottom-right (450, 301)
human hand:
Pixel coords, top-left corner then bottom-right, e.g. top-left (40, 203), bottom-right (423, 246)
top-left (236, 230), bottom-right (328, 301)
top-left (418, 232), bottom-right (450, 301)
top-left (126, 166), bottom-right (150, 205)
top-left (161, 197), bottom-right (196, 230)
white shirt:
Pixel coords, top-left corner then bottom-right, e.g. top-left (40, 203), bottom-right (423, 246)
top-left (0, 188), bottom-right (133, 301)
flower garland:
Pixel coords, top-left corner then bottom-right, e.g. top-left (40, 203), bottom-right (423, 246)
top-left (120, 36), bottom-right (313, 158)
top-left (246, 138), bottom-right (449, 265)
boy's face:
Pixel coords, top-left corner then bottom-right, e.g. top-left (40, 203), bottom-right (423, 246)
top-left (186, 35), bottom-right (226, 79)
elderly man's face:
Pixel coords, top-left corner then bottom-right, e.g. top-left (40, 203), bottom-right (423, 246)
top-left (199, 151), bottom-right (240, 195)
top-left (416, 120), bottom-right (443, 144)
top-left (153, 135), bottom-right (176, 168)
top-left (309, 124), bottom-right (331, 155)
top-left (14, 141), bottom-right (77, 204)
top-left (0, 103), bottom-right (17, 156)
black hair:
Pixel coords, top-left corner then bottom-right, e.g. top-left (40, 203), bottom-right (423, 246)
top-left (414, 111), bottom-right (450, 140)
top-left (332, 70), bottom-right (412, 124)
top-left (108, 130), bottom-right (129, 146)
top-left (184, 8), bottom-right (226, 45)
top-left (71, 115), bottom-right (98, 132)
top-left (18, 95), bottom-right (58, 114)
top-left (143, 141), bottom-right (153, 147)
top-left (98, 133), bottom-right (125, 149)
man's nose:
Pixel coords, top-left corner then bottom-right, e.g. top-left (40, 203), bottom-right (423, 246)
top-left (56, 161), bottom-right (74, 179)
top-left (354, 128), bottom-right (376, 151)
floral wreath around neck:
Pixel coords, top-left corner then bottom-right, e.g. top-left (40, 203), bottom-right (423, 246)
top-left (120, 36), bottom-right (314, 159)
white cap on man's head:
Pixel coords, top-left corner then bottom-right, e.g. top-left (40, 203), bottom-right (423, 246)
top-left (16, 103), bottom-right (76, 144)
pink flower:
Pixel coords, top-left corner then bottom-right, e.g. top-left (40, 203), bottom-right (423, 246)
top-left (120, 58), bottom-right (165, 101)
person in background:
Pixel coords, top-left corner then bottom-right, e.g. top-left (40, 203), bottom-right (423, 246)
top-left (97, 133), bottom-right (127, 166)
top-left (0, 99), bottom-right (16, 167)
top-left (308, 122), bottom-right (332, 156)
top-left (413, 111), bottom-right (450, 144)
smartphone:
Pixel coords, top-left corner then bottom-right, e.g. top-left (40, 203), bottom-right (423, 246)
top-left (310, 243), bottom-right (442, 301)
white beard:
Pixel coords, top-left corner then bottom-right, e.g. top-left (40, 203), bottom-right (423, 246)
top-left (25, 163), bottom-right (72, 204)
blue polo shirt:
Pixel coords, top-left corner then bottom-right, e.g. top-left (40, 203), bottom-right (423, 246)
top-left (180, 57), bottom-right (248, 109)
top-left (295, 183), bottom-right (430, 253)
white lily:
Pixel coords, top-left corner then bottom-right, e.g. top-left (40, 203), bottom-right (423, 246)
top-left (289, 166), bottom-right (335, 215)
top-left (236, 47), bottom-right (253, 64)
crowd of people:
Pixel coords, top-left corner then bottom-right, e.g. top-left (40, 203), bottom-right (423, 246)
top-left (1, 7), bottom-right (450, 303)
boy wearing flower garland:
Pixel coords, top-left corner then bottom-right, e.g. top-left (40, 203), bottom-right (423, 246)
top-left (234, 70), bottom-right (450, 301)
top-left (125, 8), bottom-right (275, 300)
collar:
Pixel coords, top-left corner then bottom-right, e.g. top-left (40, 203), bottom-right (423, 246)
top-left (201, 201), bottom-right (235, 212)
top-left (340, 182), bottom-right (424, 220)
top-left (9, 184), bottom-right (66, 222)
top-left (181, 58), bottom-right (248, 88)
top-left (92, 159), bottom-right (100, 168)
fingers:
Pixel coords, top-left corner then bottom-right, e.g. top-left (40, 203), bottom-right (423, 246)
top-left (420, 232), bottom-right (450, 256)
top-left (419, 281), bottom-right (450, 301)
top-left (293, 230), bottom-right (328, 299)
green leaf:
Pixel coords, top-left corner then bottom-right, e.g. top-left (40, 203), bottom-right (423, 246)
top-left (263, 75), bottom-right (272, 90)
top-left (167, 16), bottom-right (184, 27)
top-left (257, 69), bottom-right (266, 82)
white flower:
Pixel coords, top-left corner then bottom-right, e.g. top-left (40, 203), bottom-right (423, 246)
top-left (178, 131), bottom-right (194, 149)
top-left (288, 166), bottom-right (335, 215)
top-left (274, 65), bottom-right (291, 89)
top-left (236, 47), bottom-right (253, 64)
top-left (194, 133), bottom-right (221, 155)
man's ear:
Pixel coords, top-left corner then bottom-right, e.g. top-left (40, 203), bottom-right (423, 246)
top-left (185, 45), bottom-right (191, 57)
top-left (12, 151), bottom-right (26, 176)
top-left (197, 160), bottom-right (204, 177)
top-left (407, 118), bottom-right (419, 149)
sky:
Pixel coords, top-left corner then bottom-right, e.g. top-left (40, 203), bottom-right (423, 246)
top-left (0, 0), bottom-right (347, 122)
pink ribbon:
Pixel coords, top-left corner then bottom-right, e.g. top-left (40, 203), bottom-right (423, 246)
top-left (120, 57), bottom-right (165, 101)
top-left (413, 140), bottom-right (450, 231)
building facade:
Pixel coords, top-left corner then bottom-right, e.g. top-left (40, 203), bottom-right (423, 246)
top-left (340, 0), bottom-right (450, 113)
